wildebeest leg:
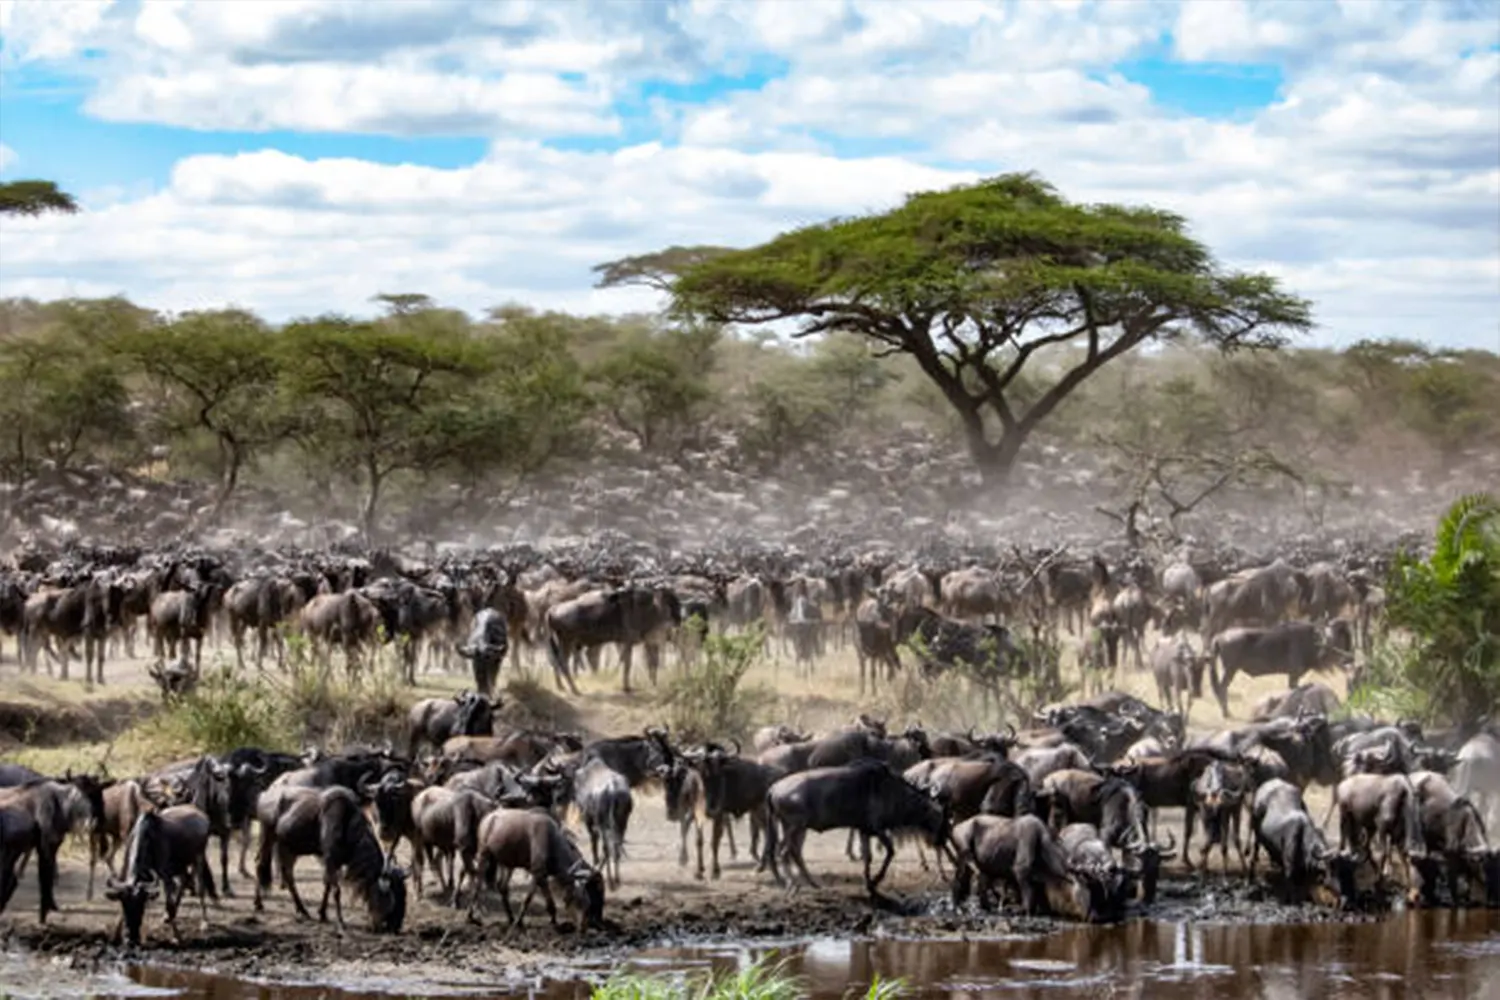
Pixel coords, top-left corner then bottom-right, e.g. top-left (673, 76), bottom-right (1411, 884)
top-left (276, 846), bottom-right (312, 921)
top-left (786, 826), bottom-right (818, 890)
top-left (845, 829), bottom-right (861, 862)
top-left (587, 820), bottom-right (602, 869)
top-left (645, 642), bottom-right (662, 688)
top-left (323, 872), bottom-right (347, 934)
top-left (865, 831), bottom-right (897, 896)
top-left (219, 833), bottom-right (233, 897)
top-left (619, 643), bottom-right (634, 693)
top-left (1183, 805), bottom-right (1197, 871)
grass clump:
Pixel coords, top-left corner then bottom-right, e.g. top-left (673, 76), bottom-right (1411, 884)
top-left (593, 957), bottom-right (904, 1000)
top-left (145, 662), bottom-right (295, 757)
top-left (657, 624), bottom-right (776, 745)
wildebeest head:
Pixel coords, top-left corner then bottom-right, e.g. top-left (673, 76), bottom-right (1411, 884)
top-left (105, 873), bottom-right (160, 946)
top-left (454, 691), bottom-right (496, 738)
top-left (564, 858), bottom-right (606, 929)
top-left (369, 858), bottom-right (408, 933)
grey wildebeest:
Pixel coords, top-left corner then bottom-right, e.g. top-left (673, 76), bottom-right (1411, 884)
top-left (466, 807), bottom-right (606, 930)
top-left (853, 595), bottom-right (901, 695)
top-left (223, 574), bottom-right (313, 671)
top-left (104, 806), bottom-right (214, 946)
top-left (1209, 620), bottom-right (1353, 717)
top-left (1408, 770), bottom-right (1500, 907)
top-left (546, 585), bottom-right (682, 694)
top-left (298, 591), bottom-right (382, 674)
top-left (21, 578), bottom-right (120, 684)
top-left (407, 786), bottom-right (497, 899)
top-left (1036, 770), bottom-right (1149, 856)
top-left (1057, 823), bottom-right (1134, 922)
top-left (456, 608), bottom-right (509, 698)
top-left (763, 759), bottom-right (948, 898)
top-left (1334, 773), bottom-right (1427, 887)
top-left (252, 786), bottom-right (407, 934)
top-left (148, 585), bottom-right (217, 672)
top-left (950, 814), bottom-right (1081, 917)
top-left (569, 757), bottom-right (633, 890)
top-left (1150, 633), bottom-right (1206, 720)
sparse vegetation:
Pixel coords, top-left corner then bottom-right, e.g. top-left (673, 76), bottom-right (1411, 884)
top-left (657, 626), bottom-right (776, 744)
top-left (592, 955), bottom-right (903, 1000)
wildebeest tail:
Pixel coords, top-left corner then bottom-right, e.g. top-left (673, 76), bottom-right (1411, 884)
top-left (546, 627), bottom-right (567, 679)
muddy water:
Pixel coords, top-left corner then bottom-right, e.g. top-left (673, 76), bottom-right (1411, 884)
top-left (78, 910), bottom-right (1500, 999)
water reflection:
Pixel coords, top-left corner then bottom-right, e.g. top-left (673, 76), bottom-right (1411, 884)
top-left (106, 910), bottom-right (1500, 1000)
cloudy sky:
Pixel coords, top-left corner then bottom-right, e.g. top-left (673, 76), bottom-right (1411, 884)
top-left (0, 0), bottom-right (1496, 350)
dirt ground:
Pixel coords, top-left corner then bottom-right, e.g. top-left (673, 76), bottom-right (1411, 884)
top-left (0, 630), bottom-right (1359, 989)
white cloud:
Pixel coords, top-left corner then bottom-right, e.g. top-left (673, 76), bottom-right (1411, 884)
top-left (0, 0), bottom-right (1496, 351)
top-left (0, 142), bottom-right (16, 172)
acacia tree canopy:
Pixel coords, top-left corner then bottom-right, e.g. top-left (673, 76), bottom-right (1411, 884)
top-left (598, 172), bottom-right (1314, 484)
top-left (0, 180), bottom-right (79, 216)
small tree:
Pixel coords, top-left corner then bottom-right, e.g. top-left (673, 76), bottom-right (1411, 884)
top-left (589, 327), bottom-right (715, 452)
top-left (113, 310), bottom-right (290, 522)
top-left (598, 173), bottom-right (1312, 485)
top-left (1365, 494), bottom-right (1500, 731)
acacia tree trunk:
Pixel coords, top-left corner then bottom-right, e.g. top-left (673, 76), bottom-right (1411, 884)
top-left (361, 456), bottom-right (385, 541)
top-left (969, 428), bottom-right (1029, 486)
top-left (205, 437), bottom-right (243, 527)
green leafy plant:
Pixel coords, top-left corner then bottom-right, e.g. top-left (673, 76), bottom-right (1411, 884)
top-left (657, 624), bottom-right (776, 744)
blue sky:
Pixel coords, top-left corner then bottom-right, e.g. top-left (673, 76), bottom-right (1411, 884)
top-left (0, 0), bottom-right (1496, 350)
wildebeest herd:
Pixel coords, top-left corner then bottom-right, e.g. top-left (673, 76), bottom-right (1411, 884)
top-left (2, 533), bottom-right (1498, 946)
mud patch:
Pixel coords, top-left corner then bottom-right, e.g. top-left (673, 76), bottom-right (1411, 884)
top-left (0, 688), bottom-right (155, 749)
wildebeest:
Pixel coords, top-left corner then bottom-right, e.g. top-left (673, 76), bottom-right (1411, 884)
top-left (569, 757), bottom-right (633, 890)
top-left (1249, 779), bottom-right (1337, 903)
top-left (0, 775), bottom-right (101, 921)
top-left (1192, 758), bottom-right (1250, 874)
top-left (683, 742), bottom-right (783, 880)
top-left (764, 759), bottom-right (948, 898)
top-left (147, 585), bottom-right (217, 672)
top-left (1409, 770), bottom-right (1500, 907)
top-left (1209, 621), bottom-right (1353, 717)
top-left (466, 808), bottom-right (606, 930)
top-left (407, 692), bottom-right (496, 758)
top-left (408, 786), bottom-right (497, 899)
top-left (1150, 633), bottom-right (1205, 720)
top-left (1334, 773), bottom-right (1427, 886)
top-left (950, 814), bottom-right (1081, 917)
top-left (1037, 770), bottom-right (1149, 856)
top-left (456, 608), bottom-right (509, 697)
top-left (1251, 682), bottom-right (1342, 722)
top-left (1057, 823), bottom-right (1133, 922)
top-left (104, 806), bottom-right (214, 946)
top-left (853, 596), bottom-right (901, 695)
top-left (546, 585), bottom-right (682, 694)
top-left (253, 786), bottom-right (407, 934)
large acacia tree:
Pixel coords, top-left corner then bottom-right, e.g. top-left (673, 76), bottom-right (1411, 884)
top-left (598, 173), bottom-right (1313, 484)
top-left (0, 180), bottom-right (79, 216)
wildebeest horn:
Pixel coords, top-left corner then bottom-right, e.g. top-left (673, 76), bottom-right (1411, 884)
top-left (729, 737), bottom-right (742, 757)
top-left (357, 772), bottom-right (378, 795)
top-left (1158, 830), bottom-right (1178, 859)
top-left (1003, 722), bottom-right (1017, 742)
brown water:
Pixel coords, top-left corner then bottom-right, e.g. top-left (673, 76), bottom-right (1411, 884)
top-left (72, 911), bottom-right (1500, 1000)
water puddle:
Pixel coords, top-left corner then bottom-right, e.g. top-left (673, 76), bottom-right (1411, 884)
top-left (10, 909), bottom-right (1496, 1000)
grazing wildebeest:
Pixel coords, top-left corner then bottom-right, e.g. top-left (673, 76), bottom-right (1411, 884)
top-left (1057, 823), bottom-right (1134, 923)
top-left (1037, 770), bottom-right (1149, 856)
top-left (456, 608), bottom-right (509, 698)
top-left (407, 692), bottom-right (496, 758)
top-left (950, 814), bottom-right (1081, 917)
top-left (1249, 779), bottom-right (1338, 903)
top-left (104, 806), bottom-right (214, 946)
top-left (1408, 770), bottom-right (1500, 907)
top-left (764, 759), bottom-right (948, 898)
top-left (252, 786), bottom-right (407, 934)
top-left (1334, 773), bottom-right (1427, 886)
top-left (1251, 682), bottom-right (1342, 722)
top-left (1209, 621), bottom-right (1353, 717)
top-left (466, 808), bottom-right (606, 931)
top-left (546, 586), bottom-right (682, 694)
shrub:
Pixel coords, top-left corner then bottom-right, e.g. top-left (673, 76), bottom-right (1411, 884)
top-left (146, 663), bottom-right (294, 757)
top-left (657, 624), bottom-right (776, 744)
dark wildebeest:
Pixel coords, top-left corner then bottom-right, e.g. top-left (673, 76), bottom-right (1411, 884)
top-left (89, 779), bottom-right (156, 900)
top-left (895, 606), bottom-right (1026, 705)
top-left (546, 586), bottom-right (682, 694)
top-left (298, 591), bottom-right (382, 672)
top-left (658, 755), bottom-right (710, 879)
top-left (457, 608), bottom-right (509, 698)
top-left (1209, 620), bottom-right (1353, 717)
top-left (950, 814), bottom-right (1081, 917)
top-left (0, 806), bottom-right (45, 919)
top-left (21, 578), bottom-right (120, 684)
top-left (147, 585), bottom-right (217, 671)
top-left (223, 575), bottom-right (313, 670)
top-left (1249, 779), bottom-right (1340, 904)
top-left (0, 775), bottom-right (102, 921)
top-left (252, 785), bottom-right (408, 934)
top-left (1192, 758), bottom-right (1251, 874)
top-left (763, 759), bottom-right (949, 898)
top-left (407, 692), bottom-right (496, 758)
top-left (853, 595), bottom-right (901, 695)
top-left (1056, 823), bottom-right (1134, 923)
top-left (684, 742), bottom-right (784, 880)
top-left (466, 807), bottom-right (606, 931)
top-left (104, 806), bottom-right (214, 946)
top-left (578, 728), bottom-right (672, 788)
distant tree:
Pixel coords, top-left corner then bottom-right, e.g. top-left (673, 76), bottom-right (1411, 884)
top-left (0, 179), bottom-right (79, 216)
top-left (598, 173), bottom-right (1312, 485)
top-left (372, 292), bottom-right (436, 317)
top-left (0, 334), bottom-right (132, 480)
top-left (589, 326), bottom-right (716, 452)
top-left (112, 310), bottom-right (290, 523)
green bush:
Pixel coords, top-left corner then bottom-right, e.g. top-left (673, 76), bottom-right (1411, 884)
top-left (657, 624), bottom-right (776, 744)
top-left (593, 956), bottom-right (904, 1000)
top-left (1374, 493), bottom-right (1500, 728)
top-left (147, 664), bottom-right (294, 756)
